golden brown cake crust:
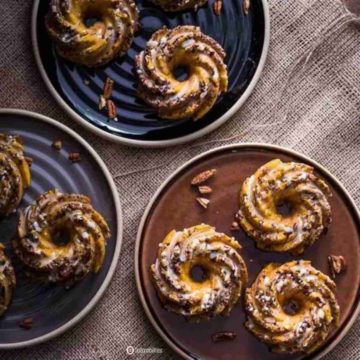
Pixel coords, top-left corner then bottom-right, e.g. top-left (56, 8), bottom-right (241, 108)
top-left (0, 244), bottom-right (16, 317)
top-left (135, 26), bottom-right (228, 120)
top-left (0, 133), bottom-right (31, 216)
top-left (46, 0), bottom-right (139, 67)
top-left (13, 189), bottom-right (111, 287)
top-left (151, 224), bottom-right (247, 321)
top-left (245, 260), bottom-right (340, 354)
top-left (237, 159), bottom-right (332, 254)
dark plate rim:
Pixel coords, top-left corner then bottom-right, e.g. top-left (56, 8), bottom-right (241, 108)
top-left (0, 109), bottom-right (123, 349)
top-left (135, 143), bottom-right (360, 359)
top-left (31, 0), bottom-right (271, 148)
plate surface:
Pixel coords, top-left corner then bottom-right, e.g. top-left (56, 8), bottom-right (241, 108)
top-left (32, 0), bottom-right (269, 147)
top-left (0, 109), bottom-right (122, 349)
top-left (136, 144), bottom-right (360, 360)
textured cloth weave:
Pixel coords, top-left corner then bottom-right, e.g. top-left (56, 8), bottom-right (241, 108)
top-left (0, 0), bottom-right (359, 359)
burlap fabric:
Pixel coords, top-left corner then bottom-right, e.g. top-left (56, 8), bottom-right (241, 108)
top-left (0, 0), bottom-right (359, 358)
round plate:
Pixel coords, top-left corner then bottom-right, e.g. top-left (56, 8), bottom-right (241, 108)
top-left (135, 144), bottom-right (360, 360)
top-left (32, 0), bottom-right (270, 148)
top-left (0, 109), bottom-right (122, 349)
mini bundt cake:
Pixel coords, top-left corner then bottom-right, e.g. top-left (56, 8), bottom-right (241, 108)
top-left (151, 224), bottom-right (248, 321)
top-left (245, 260), bottom-right (340, 353)
top-left (45, 0), bottom-right (139, 67)
top-left (0, 133), bottom-right (31, 216)
top-left (237, 159), bottom-right (332, 254)
top-left (0, 244), bottom-right (16, 316)
top-left (135, 26), bottom-right (228, 120)
top-left (150, 0), bottom-right (207, 12)
top-left (13, 189), bottom-right (111, 287)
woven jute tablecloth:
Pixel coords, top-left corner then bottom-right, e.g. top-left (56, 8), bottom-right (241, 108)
top-left (0, 0), bottom-right (359, 359)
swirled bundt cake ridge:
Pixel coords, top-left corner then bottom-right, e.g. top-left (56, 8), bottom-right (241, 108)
top-left (151, 224), bottom-right (248, 321)
top-left (0, 244), bottom-right (16, 316)
top-left (136, 26), bottom-right (228, 120)
top-left (245, 260), bottom-right (340, 353)
top-left (238, 159), bottom-right (332, 254)
top-left (46, 0), bottom-right (139, 67)
top-left (0, 133), bottom-right (31, 216)
top-left (13, 189), bottom-right (111, 286)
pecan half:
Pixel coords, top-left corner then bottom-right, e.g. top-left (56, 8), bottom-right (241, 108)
top-left (68, 152), bottom-right (81, 163)
top-left (107, 100), bottom-right (118, 120)
top-left (211, 331), bottom-right (237, 343)
top-left (198, 185), bottom-right (212, 194)
top-left (191, 169), bottom-right (217, 185)
top-left (328, 255), bottom-right (346, 278)
top-left (213, 0), bottom-right (222, 15)
top-left (196, 197), bottom-right (210, 209)
top-left (243, 0), bottom-right (250, 15)
top-left (19, 317), bottom-right (33, 329)
top-left (103, 77), bottom-right (114, 99)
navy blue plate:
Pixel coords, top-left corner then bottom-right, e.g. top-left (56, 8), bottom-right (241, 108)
top-left (32, 0), bottom-right (269, 146)
top-left (0, 110), bottom-right (122, 348)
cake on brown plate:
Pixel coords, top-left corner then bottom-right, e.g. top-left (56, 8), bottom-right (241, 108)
top-left (46, 0), bottom-right (139, 67)
top-left (0, 244), bottom-right (16, 316)
top-left (245, 260), bottom-right (340, 353)
top-left (136, 26), bottom-right (228, 120)
top-left (237, 159), bottom-right (332, 254)
top-left (13, 189), bottom-right (111, 287)
top-left (151, 224), bottom-right (248, 321)
top-left (0, 133), bottom-right (31, 216)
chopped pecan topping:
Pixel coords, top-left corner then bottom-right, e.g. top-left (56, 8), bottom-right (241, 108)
top-left (211, 331), bottom-right (237, 342)
top-left (191, 169), bottom-right (217, 185)
top-left (196, 197), bottom-right (210, 209)
top-left (198, 185), bottom-right (212, 194)
top-left (98, 95), bottom-right (107, 110)
top-left (51, 139), bottom-right (63, 150)
top-left (328, 255), bottom-right (346, 278)
top-left (68, 152), bottom-right (81, 163)
top-left (230, 221), bottom-right (240, 231)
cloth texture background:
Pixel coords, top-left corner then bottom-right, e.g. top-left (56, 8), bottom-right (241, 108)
top-left (0, 0), bottom-right (359, 359)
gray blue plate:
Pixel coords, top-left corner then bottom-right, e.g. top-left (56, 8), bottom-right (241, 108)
top-left (32, 0), bottom-right (270, 147)
top-left (0, 109), bottom-right (122, 349)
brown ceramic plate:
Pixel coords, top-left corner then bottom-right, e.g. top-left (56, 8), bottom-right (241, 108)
top-left (135, 144), bottom-right (360, 360)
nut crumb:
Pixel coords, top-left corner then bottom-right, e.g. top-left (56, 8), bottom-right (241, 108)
top-left (19, 317), bottom-right (33, 329)
top-left (243, 0), bottom-right (250, 15)
top-left (328, 255), bottom-right (346, 278)
top-left (52, 139), bottom-right (63, 150)
top-left (198, 185), bottom-right (212, 194)
top-left (213, 0), bottom-right (222, 15)
top-left (68, 152), bottom-right (81, 163)
top-left (211, 331), bottom-right (236, 342)
top-left (99, 95), bottom-right (107, 110)
top-left (103, 77), bottom-right (114, 99)
top-left (191, 169), bottom-right (217, 185)
top-left (196, 197), bottom-right (210, 209)
top-left (24, 156), bottom-right (33, 167)
top-left (84, 79), bottom-right (90, 86)
top-left (230, 221), bottom-right (240, 231)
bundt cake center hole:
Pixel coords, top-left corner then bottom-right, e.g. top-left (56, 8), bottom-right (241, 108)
top-left (173, 65), bottom-right (190, 82)
top-left (190, 265), bottom-right (208, 283)
top-left (84, 15), bottom-right (102, 28)
top-left (276, 199), bottom-right (295, 217)
top-left (283, 298), bottom-right (302, 315)
top-left (52, 228), bottom-right (71, 246)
